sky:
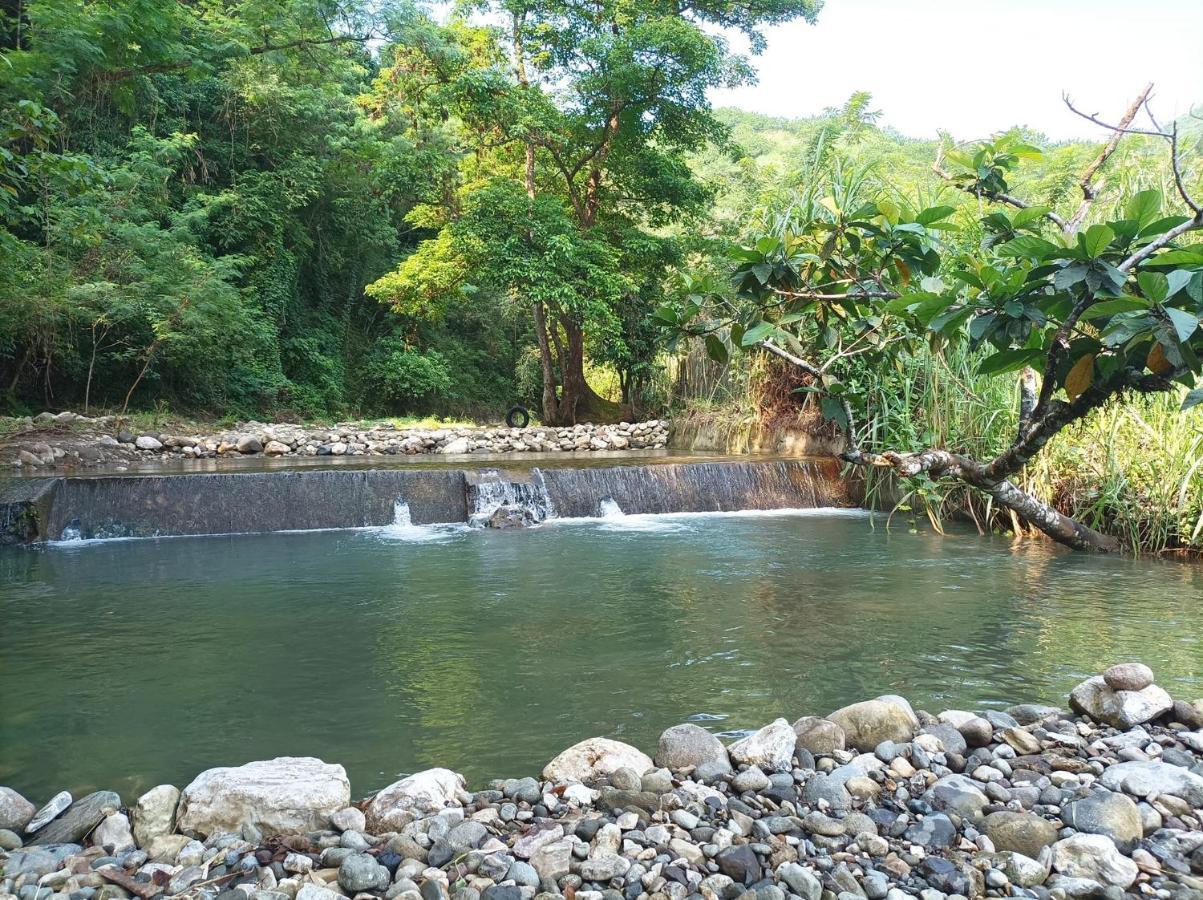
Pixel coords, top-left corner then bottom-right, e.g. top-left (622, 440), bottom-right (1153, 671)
top-left (710, 0), bottom-right (1203, 140)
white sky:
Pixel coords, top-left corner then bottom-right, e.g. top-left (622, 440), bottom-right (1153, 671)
top-left (710, 0), bottom-right (1203, 140)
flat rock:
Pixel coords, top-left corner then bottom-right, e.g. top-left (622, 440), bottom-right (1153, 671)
top-left (29, 791), bottom-right (120, 846)
top-left (1062, 790), bottom-right (1143, 852)
top-left (982, 810), bottom-right (1059, 859)
top-left (25, 791), bottom-right (71, 833)
top-left (176, 756), bottom-right (349, 838)
top-left (727, 718), bottom-right (797, 772)
top-left (1097, 760), bottom-right (1203, 806)
top-left (543, 737), bottom-right (652, 783)
top-left (827, 699), bottom-right (918, 750)
top-left (366, 768), bottom-right (465, 831)
top-left (654, 724), bottom-right (729, 771)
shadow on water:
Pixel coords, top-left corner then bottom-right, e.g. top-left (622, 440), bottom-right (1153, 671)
top-left (1, 511), bottom-right (1201, 801)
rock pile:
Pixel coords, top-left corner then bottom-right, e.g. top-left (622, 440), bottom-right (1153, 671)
top-left (3, 664), bottom-right (1203, 900)
top-left (0, 415), bottom-right (669, 470)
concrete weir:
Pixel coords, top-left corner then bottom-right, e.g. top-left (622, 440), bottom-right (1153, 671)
top-left (0, 456), bottom-right (850, 543)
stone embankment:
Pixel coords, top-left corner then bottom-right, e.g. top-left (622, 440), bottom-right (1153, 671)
top-left (3, 664), bottom-right (1203, 900)
top-left (0, 413), bottom-right (669, 470)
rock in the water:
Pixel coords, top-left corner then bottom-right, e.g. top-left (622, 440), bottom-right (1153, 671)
top-left (93, 813), bottom-right (135, 853)
top-left (1102, 662), bottom-right (1154, 692)
top-left (827, 699), bottom-right (917, 750)
top-left (25, 791), bottom-right (71, 833)
top-left (176, 757), bottom-right (350, 838)
top-left (654, 724), bottom-right (729, 771)
top-left (982, 811), bottom-right (1059, 859)
top-left (0, 787), bottom-right (35, 832)
top-left (1062, 790), bottom-right (1143, 852)
top-left (132, 785), bottom-right (179, 848)
top-left (792, 717), bottom-right (845, 756)
top-left (28, 791), bottom-right (120, 846)
top-left (1068, 675), bottom-right (1172, 729)
top-left (366, 768), bottom-right (465, 831)
top-left (542, 737), bottom-right (652, 783)
top-left (1097, 759), bottom-right (1203, 806)
top-left (727, 718), bottom-right (797, 772)
top-left (1050, 833), bottom-right (1138, 888)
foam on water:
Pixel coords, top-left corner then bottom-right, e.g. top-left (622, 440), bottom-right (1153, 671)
top-left (373, 500), bottom-right (470, 544)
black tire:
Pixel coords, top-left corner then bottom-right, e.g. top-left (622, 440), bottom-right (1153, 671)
top-left (505, 405), bottom-right (531, 428)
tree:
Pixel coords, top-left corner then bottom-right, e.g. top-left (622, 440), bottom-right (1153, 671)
top-left (667, 90), bottom-right (1203, 552)
top-left (365, 0), bottom-right (822, 424)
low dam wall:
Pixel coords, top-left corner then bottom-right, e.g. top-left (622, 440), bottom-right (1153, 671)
top-left (0, 457), bottom-right (850, 543)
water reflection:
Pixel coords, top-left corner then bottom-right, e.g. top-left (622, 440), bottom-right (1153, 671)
top-left (1, 512), bottom-right (1200, 802)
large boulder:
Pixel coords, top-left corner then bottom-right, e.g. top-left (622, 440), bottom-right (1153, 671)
top-left (827, 699), bottom-right (918, 751)
top-left (792, 717), bottom-right (845, 756)
top-left (543, 738), bottom-right (652, 783)
top-left (365, 768), bottom-right (464, 831)
top-left (982, 811), bottom-right (1059, 859)
top-left (176, 757), bottom-right (349, 838)
top-left (727, 718), bottom-right (797, 773)
top-left (1068, 675), bottom-right (1172, 729)
top-left (654, 724), bottom-right (729, 772)
top-left (133, 785), bottom-right (180, 848)
top-left (1097, 760), bottom-right (1203, 806)
top-left (1062, 790), bottom-right (1143, 852)
top-left (0, 787), bottom-right (35, 832)
top-left (1050, 833), bottom-right (1138, 888)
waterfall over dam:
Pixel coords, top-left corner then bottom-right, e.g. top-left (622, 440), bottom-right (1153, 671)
top-left (0, 456), bottom-right (850, 543)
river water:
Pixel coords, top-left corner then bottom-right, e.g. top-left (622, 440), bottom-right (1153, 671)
top-left (2, 509), bottom-right (1200, 801)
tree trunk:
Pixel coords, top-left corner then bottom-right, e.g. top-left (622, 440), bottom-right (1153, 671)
top-left (532, 301), bottom-right (560, 424)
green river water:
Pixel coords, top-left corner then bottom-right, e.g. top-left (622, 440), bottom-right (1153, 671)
top-left (2, 509), bottom-right (1201, 802)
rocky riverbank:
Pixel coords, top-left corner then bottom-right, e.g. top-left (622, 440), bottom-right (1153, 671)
top-left (3, 665), bottom-right (1203, 900)
top-left (0, 414), bottom-right (669, 470)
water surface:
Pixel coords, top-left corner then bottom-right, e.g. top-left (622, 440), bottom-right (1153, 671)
top-left (2, 511), bottom-right (1201, 802)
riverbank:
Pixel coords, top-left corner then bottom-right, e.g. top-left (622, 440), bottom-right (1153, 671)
top-left (0, 415), bottom-right (669, 471)
top-left (3, 665), bottom-right (1202, 900)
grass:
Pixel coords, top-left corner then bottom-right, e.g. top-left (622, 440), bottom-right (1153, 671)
top-left (856, 343), bottom-right (1203, 555)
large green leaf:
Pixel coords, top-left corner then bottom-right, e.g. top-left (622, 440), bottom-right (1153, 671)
top-left (1165, 307), bottom-right (1199, 343)
top-left (1124, 189), bottom-right (1161, 227)
top-left (978, 348), bottom-right (1043, 376)
top-left (1080, 224), bottom-right (1115, 258)
top-left (1081, 297), bottom-right (1149, 319)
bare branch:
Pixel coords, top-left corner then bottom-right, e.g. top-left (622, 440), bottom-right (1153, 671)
top-left (1062, 92), bottom-right (1167, 138)
top-left (932, 146), bottom-right (1070, 232)
top-left (1118, 211), bottom-right (1203, 271)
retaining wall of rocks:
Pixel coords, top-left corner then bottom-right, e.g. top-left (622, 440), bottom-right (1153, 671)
top-left (3, 665), bottom-right (1203, 900)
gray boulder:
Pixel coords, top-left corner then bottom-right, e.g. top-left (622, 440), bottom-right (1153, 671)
top-left (827, 699), bottom-right (918, 750)
top-left (1102, 663), bottom-right (1154, 692)
top-left (1097, 760), bottom-right (1203, 806)
top-left (654, 723), bottom-right (729, 772)
top-left (924, 775), bottom-right (988, 821)
top-left (792, 717), bottom-right (845, 756)
top-left (1069, 675), bottom-right (1172, 729)
top-left (0, 787), bottom-right (35, 832)
top-left (28, 791), bottom-right (121, 846)
top-left (1062, 790), bottom-right (1143, 852)
top-left (1050, 833), bottom-right (1138, 889)
top-left (982, 811), bottom-right (1059, 859)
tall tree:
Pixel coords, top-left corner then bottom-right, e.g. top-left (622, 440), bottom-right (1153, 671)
top-left (366, 0), bottom-right (823, 424)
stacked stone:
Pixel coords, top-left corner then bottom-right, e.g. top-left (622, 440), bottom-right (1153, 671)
top-left (3, 665), bottom-right (1203, 900)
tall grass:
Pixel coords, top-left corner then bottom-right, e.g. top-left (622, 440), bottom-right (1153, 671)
top-left (857, 343), bottom-right (1203, 555)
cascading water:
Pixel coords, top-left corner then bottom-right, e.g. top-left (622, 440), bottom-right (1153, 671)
top-left (467, 468), bottom-right (556, 528)
top-left (598, 497), bottom-right (624, 518)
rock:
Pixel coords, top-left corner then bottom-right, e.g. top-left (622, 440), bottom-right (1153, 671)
top-left (1097, 759), bottom-right (1203, 806)
top-left (28, 791), bottom-right (121, 846)
top-left (236, 436), bottom-right (263, 453)
top-left (924, 775), bottom-right (988, 821)
top-left (0, 787), bottom-right (35, 832)
top-left (264, 441), bottom-right (291, 456)
top-left (176, 757), bottom-right (350, 838)
top-left (1002, 851), bottom-right (1051, 888)
top-left (366, 769), bottom-right (465, 831)
top-left (904, 814), bottom-right (956, 849)
top-left (330, 807), bottom-right (366, 833)
top-left (1068, 675), bottom-right (1172, 729)
top-left (777, 864), bottom-right (822, 900)
top-left (827, 700), bottom-right (917, 750)
top-left (792, 717), bottom-right (845, 756)
top-left (440, 438), bottom-right (471, 455)
top-left (715, 846), bottom-right (761, 884)
top-left (296, 885), bottom-right (341, 900)
top-left (801, 773), bottom-right (851, 811)
top-left (134, 436), bottom-right (162, 450)
top-left (1062, 791), bottom-right (1143, 852)
top-left (1050, 833), bottom-right (1138, 888)
top-left (25, 791), bottom-right (71, 833)
top-left (1007, 704), bottom-right (1062, 725)
top-left (132, 785), bottom-right (179, 848)
top-left (654, 724), bottom-right (729, 771)
top-left (338, 853), bottom-right (389, 892)
top-left (92, 813), bottom-right (135, 853)
top-left (579, 855), bottom-right (630, 882)
top-left (727, 718), bottom-right (797, 772)
top-left (529, 840), bottom-right (572, 882)
top-left (1173, 699), bottom-right (1203, 728)
top-left (982, 811), bottom-right (1059, 859)
top-left (543, 738), bottom-right (653, 783)
top-left (731, 767), bottom-right (771, 793)
top-left (1102, 663), bottom-right (1154, 692)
